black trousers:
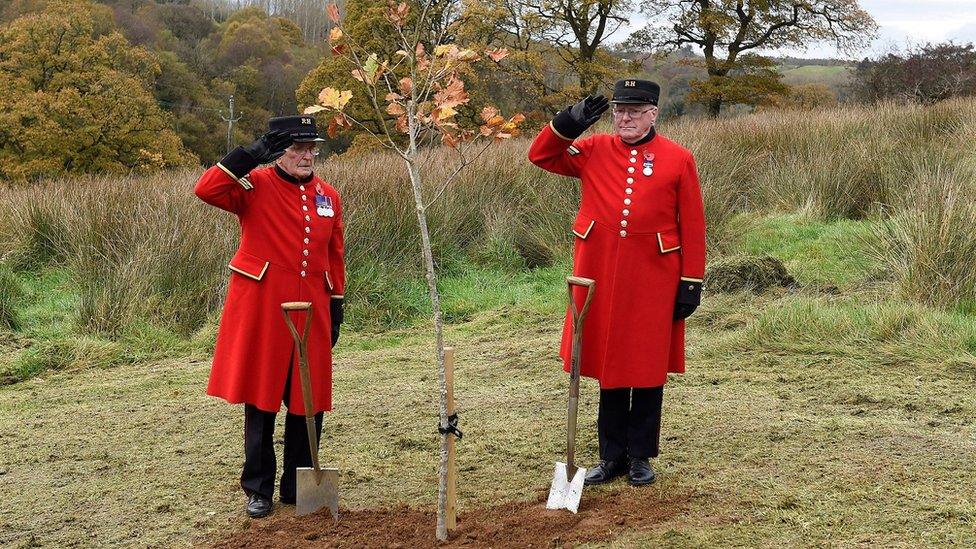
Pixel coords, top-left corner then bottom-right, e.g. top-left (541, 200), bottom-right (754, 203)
top-left (241, 370), bottom-right (323, 501)
top-left (597, 386), bottom-right (664, 461)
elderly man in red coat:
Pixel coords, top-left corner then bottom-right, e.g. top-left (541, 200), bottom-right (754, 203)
top-left (195, 116), bottom-right (346, 518)
top-left (529, 80), bottom-right (706, 486)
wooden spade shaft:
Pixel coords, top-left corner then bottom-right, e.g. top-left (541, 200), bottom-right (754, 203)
top-left (565, 277), bottom-right (595, 476)
top-left (280, 301), bottom-right (321, 477)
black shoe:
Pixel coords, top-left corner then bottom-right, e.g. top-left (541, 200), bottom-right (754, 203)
top-left (246, 493), bottom-right (273, 518)
top-left (583, 459), bottom-right (627, 485)
top-left (628, 458), bottom-right (656, 486)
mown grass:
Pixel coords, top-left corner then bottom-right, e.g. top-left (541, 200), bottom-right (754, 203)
top-left (2, 228), bottom-right (974, 546)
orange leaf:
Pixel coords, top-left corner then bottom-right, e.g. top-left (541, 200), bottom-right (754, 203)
top-left (395, 115), bottom-right (409, 133)
top-left (399, 77), bottom-right (413, 95)
top-left (331, 44), bottom-right (346, 55)
top-left (329, 27), bottom-right (343, 43)
top-left (326, 4), bottom-right (340, 23)
top-left (387, 103), bottom-right (405, 116)
top-left (486, 48), bottom-right (509, 62)
top-left (385, 92), bottom-right (403, 102)
top-left (442, 132), bottom-right (458, 148)
top-left (351, 68), bottom-right (368, 83)
top-left (480, 105), bottom-right (499, 122)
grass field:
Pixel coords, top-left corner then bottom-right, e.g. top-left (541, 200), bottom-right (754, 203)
top-left (2, 214), bottom-right (975, 547)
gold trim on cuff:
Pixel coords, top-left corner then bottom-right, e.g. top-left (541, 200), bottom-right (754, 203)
top-left (680, 276), bottom-right (704, 283)
top-left (331, 295), bottom-right (344, 299)
top-left (548, 121), bottom-right (573, 141)
top-left (216, 163), bottom-right (253, 190)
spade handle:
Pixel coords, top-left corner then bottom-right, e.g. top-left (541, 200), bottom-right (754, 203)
top-left (281, 302), bottom-right (321, 476)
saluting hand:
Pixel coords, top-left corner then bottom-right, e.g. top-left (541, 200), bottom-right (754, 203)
top-left (243, 130), bottom-right (293, 164)
top-left (568, 94), bottom-right (610, 130)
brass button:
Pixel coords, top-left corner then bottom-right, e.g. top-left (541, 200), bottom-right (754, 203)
top-left (623, 209), bottom-right (630, 216)
top-left (305, 227), bottom-right (311, 233)
top-left (626, 177), bottom-right (633, 184)
top-left (620, 230), bottom-right (627, 237)
top-left (627, 167), bottom-right (635, 174)
top-left (624, 198), bottom-right (632, 205)
top-left (625, 188), bottom-right (633, 195)
top-left (303, 249), bottom-right (309, 256)
top-left (620, 220), bottom-right (628, 227)
top-left (630, 149), bottom-right (637, 155)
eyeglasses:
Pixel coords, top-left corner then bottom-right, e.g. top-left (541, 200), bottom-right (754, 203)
top-left (611, 107), bottom-right (655, 118)
top-left (287, 145), bottom-right (320, 157)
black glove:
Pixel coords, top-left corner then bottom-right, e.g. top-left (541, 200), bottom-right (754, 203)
top-left (217, 130), bottom-right (293, 180)
top-left (674, 279), bottom-right (702, 321)
top-left (243, 129), bottom-right (293, 164)
top-left (330, 298), bottom-right (344, 347)
top-left (551, 94), bottom-right (610, 140)
top-left (569, 94), bottom-right (610, 128)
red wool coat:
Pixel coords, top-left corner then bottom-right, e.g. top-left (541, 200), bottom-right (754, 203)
top-left (529, 124), bottom-right (706, 388)
top-left (195, 165), bottom-right (345, 414)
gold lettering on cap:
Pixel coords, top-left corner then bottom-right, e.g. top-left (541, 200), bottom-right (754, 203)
top-left (625, 80), bottom-right (636, 87)
top-left (302, 117), bottom-right (312, 125)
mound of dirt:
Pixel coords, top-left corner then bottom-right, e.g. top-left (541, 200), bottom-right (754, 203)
top-left (212, 487), bottom-right (690, 548)
top-left (705, 254), bottom-right (796, 294)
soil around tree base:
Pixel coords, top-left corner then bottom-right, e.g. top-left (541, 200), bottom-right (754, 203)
top-left (212, 486), bottom-right (691, 548)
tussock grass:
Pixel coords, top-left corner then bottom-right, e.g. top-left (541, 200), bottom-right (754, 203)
top-left (0, 263), bottom-right (21, 330)
top-left (869, 159), bottom-right (976, 312)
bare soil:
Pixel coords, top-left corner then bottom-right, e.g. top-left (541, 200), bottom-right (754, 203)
top-left (212, 487), bottom-right (690, 548)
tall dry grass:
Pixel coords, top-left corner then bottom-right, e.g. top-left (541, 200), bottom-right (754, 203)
top-left (869, 157), bottom-right (976, 311)
top-left (1, 98), bottom-right (975, 336)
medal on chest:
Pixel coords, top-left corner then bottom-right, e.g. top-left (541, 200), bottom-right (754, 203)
top-left (315, 184), bottom-right (334, 217)
top-left (642, 151), bottom-right (655, 177)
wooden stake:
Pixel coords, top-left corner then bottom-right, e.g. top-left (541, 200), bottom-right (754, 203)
top-left (445, 346), bottom-right (457, 530)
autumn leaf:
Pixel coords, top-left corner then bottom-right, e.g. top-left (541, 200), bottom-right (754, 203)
top-left (433, 44), bottom-right (455, 57)
top-left (395, 114), bottom-right (409, 133)
top-left (399, 77), bottom-right (413, 95)
top-left (317, 87), bottom-right (352, 110)
top-left (331, 44), bottom-right (346, 55)
top-left (326, 3), bottom-right (340, 23)
top-left (433, 77), bottom-right (469, 111)
top-left (433, 106), bottom-right (457, 121)
top-left (486, 48), bottom-right (509, 62)
top-left (386, 102), bottom-right (405, 116)
top-left (385, 92), bottom-right (403, 102)
top-left (457, 49), bottom-right (480, 62)
top-left (387, 2), bottom-right (409, 27)
top-left (303, 104), bottom-right (327, 114)
top-left (351, 68), bottom-right (368, 83)
top-left (329, 27), bottom-right (343, 43)
top-left (441, 131), bottom-right (458, 148)
top-left (480, 105), bottom-right (499, 122)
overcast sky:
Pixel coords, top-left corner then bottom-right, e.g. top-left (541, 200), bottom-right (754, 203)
top-left (617, 0), bottom-right (976, 59)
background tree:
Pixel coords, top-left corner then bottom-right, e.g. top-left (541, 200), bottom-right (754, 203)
top-left (850, 42), bottom-right (976, 105)
top-left (0, 0), bottom-right (193, 180)
top-left (629, 0), bottom-right (876, 116)
top-left (303, 1), bottom-right (523, 540)
top-left (455, 0), bottom-right (634, 116)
